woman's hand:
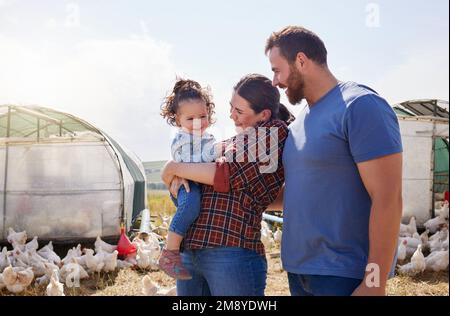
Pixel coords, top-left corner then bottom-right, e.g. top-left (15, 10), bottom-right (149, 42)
top-left (169, 176), bottom-right (191, 198)
top-left (161, 160), bottom-right (178, 188)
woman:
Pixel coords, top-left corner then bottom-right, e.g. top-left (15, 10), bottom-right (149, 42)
top-left (161, 73), bottom-right (294, 296)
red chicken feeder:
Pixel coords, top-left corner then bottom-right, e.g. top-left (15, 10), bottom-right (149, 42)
top-left (117, 227), bottom-right (136, 257)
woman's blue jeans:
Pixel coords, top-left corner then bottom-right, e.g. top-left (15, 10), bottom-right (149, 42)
top-left (176, 247), bottom-right (267, 296)
top-left (169, 181), bottom-right (201, 236)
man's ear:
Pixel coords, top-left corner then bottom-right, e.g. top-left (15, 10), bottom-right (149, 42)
top-left (296, 52), bottom-right (307, 69)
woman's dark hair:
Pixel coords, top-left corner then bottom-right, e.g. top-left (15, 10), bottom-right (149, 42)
top-left (233, 74), bottom-right (295, 125)
top-left (161, 78), bottom-right (215, 126)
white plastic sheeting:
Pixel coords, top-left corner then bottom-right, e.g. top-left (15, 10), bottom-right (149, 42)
top-left (0, 142), bottom-right (123, 240)
top-left (399, 117), bottom-right (449, 225)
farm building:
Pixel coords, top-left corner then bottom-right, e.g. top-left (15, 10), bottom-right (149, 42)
top-left (394, 99), bottom-right (449, 225)
top-left (0, 105), bottom-right (147, 242)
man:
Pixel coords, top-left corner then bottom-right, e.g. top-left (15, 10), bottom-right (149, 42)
top-left (266, 26), bottom-right (403, 296)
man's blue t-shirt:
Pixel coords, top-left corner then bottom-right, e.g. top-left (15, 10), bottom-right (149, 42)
top-left (282, 81), bottom-right (403, 279)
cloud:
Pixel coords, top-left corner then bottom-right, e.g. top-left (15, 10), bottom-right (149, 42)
top-left (0, 34), bottom-right (177, 161)
top-left (373, 44), bottom-right (449, 105)
top-left (0, 0), bottom-right (16, 8)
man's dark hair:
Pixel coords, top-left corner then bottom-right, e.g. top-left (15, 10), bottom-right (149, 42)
top-left (265, 26), bottom-right (328, 66)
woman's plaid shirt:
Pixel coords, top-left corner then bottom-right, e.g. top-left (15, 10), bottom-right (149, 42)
top-left (183, 119), bottom-right (289, 255)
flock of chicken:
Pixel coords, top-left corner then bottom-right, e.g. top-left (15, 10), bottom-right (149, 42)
top-left (0, 228), bottom-right (173, 296)
top-left (397, 201), bottom-right (449, 276)
top-left (1, 202), bottom-right (448, 296)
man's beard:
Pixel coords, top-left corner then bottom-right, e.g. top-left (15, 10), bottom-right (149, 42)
top-left (285, 65), bottom-right (305, 105)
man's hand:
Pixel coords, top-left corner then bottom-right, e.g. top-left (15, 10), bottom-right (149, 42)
top-left (170, 176), bottom-right (190, 198)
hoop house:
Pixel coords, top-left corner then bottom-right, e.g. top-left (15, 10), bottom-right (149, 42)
top-left (0, 105), bottom-right (147, 242)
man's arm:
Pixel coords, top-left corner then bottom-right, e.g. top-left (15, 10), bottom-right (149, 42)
top-left (352, 152), bottom-right (403, 296)
top-left (266, 185), bottom-right (284, 211)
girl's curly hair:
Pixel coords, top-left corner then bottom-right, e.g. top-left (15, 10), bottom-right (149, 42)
top-left (161, 78), bottom-right (216, 127)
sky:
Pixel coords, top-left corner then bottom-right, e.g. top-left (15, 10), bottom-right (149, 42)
top-left (0, 0), bottom-right (448, 161)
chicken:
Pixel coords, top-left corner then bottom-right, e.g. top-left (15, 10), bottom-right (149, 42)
top-left (136, 247), bottom-right (153, 270)
top-left (133, 237), bottom-right (161, 270)
top-left (25, 236), bottom-right (39, 253)
top-left (429, 228), bottom-right (448, 243)
top-left (59, 259), bottom-right (89, 287)
top-left (141, 275), bottom-right (176, 296)
top-left (7, 228), bottom-right (27, 250)
top-left (397, 245), bottom-right (426, 276)
top-left (35, 262), bottom-right (61, 286)
top-left (46, 270), bottom-right (65, 296)
top-left (38, 241), bottom-right (62, 266)
top-left (425, 250), bottom-right (449, 272)
top-left (10, 247), bottom-right (30, 267)
top-left (61, 245), bottom-right (82, 266)
top-left (399, 217), bottom-right (417, 237)
top-left (142, 275), bottom-right (158, 296)
top-left (411, 244), bottom-right (426, 272)
top-left (95, 236), bottom-right (117, 254)
top-left (83, 249), bottom-right (105, 273)
top-left (424, 213), bottom-right (448, 234)
top-left (101, 250), bottom-right (118, 272)
top-left (1, 266), bottom-right (34, 293)
top-left (0, 247), bottom-right (11, 273)
top-left (400, 233), bottom-right (422, 257)
top-left (28, 251), bottom-right (49, 277)
top-left (435, 201), bottom-right (449, 219)
top-left (397, 239), bottom-right (408, 262)
top-left (261, 221), bottom-right (274, 250)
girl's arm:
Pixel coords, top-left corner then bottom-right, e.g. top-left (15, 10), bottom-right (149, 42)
top-left (161, 161), bottom-right (216, 187)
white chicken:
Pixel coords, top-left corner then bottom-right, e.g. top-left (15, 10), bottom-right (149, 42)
top-left (261, 221), bottom-right (274, 250)
top-left (397, 244), bottom-right (426, 276)
top-left (400, 233), bottom-right (422, 257)
top-left (59, 259), bottom-right (89, 286)
top-left (425, 250), bottom-right (449, 272)
top-left (83, 249), bottom-right (105, 273)
top-left (95, 236), bottom-right (117, 254)
top-left (435, 201), bottom-right (449, 219)
top-left (424, 213), bottom-right (448, 234)
top-left (61, 245), bottom-right (82, 266)
top-left (429, 228), bottom-right (448, 243)
top-left (46, 270), bottom-right (65, 296)
top-left (38, 241), bottom-right (62, 266)
top-left (397, 239), bottom-right (408, 262)
top-left (100, 250), bottom-right (118, 272)
top-left (136, 247), bottom-right (153, 270)
top-left (35, 262), bottom-right (61, 286)
top-left (7, 228), bottom-right (27, 249)
top-left (1, 266), bottom-right (34, 293)
top-left (25, 236), bottom-right (39, 253)
top-left (399, 217), bottom-right (417, 237)
top-left (0, 247), bottom-right (10, 272)
top-left (141, 275), bottom-right (176, 296)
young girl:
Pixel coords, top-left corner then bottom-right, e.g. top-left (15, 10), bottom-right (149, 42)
top-left (159, 78), bottom-right (220, 280)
